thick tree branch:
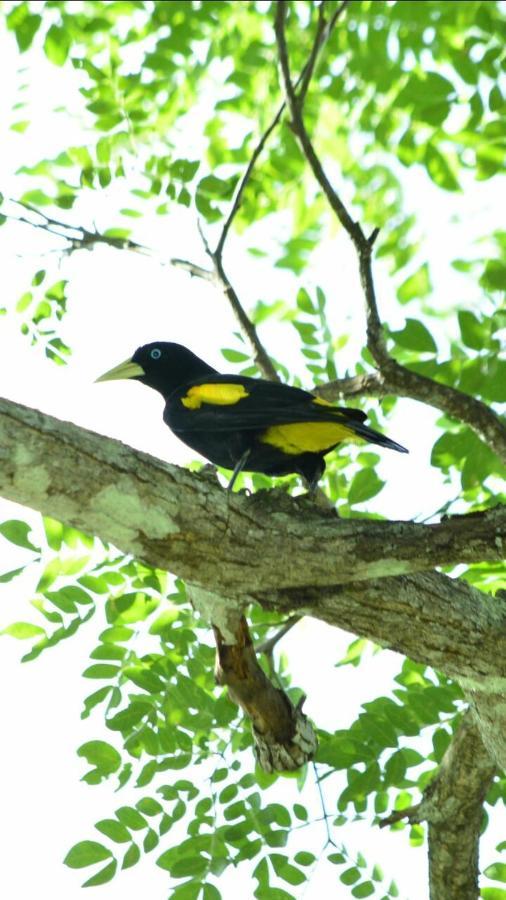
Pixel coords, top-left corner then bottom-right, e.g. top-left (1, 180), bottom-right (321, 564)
top-left (267, 574), bottom-right (506, 691)
top-left (2, 396), bottom-right (506, 773)
top-left (381, 711), bottom-right (496, 900)
top-left (2, 397), bottom-right (506, 707)
top-left (2, 398), bottom-right (505, 594)
top-left (186, 584), bottom-right (316, 772)
top-left (274, 2), bottom-right (506, 467)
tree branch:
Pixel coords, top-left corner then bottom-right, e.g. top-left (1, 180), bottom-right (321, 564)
top-left (2, 397), bottom-right (506, 732)
top-left (274, 2), bottom-right (506, 467)
top-left (2, 398), bottom-right (505, 595)
top-left (381, 711), bottom-right (496, 900)
top-left (256, 615), bottom-right (300, 656)
top-left (215, 0), bottom-right (350, 259)
top-left (172, 1), bottom-right (350, 382)
top-left (2, 396), bottom-right (506, 772)
top-left (5, 198), bottom-right (147, 255)
top-left (212, 614), bottom-right (316, 772)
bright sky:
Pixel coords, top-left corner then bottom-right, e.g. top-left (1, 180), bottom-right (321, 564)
top-left (0, 17), bottom-right (504, 900)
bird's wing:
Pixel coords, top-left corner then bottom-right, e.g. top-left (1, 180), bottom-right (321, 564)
top-left (167, 375), bottom-right (364, 427)
top-left (166, 376), bottom-right (408, 454)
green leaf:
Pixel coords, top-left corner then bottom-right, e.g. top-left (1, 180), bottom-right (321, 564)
top-left (348, 469), bottom-right (385, 505)
top-left (170, 159), bottom-right (200, 182)
top-left (352, 882), bottom-right (375, 898)
top-left (143, 828), bottom-right (159, 853)
top-left (221, 348), bottom-right (250, 363)
top-left (124, 666), bottom-right (164, 693)
top-left (16, 291), bottom-right (33, 312)
top-left (115, 806), bottom-right (148, 830)
top-left (95, 819), bottom-right (131, 844)
top-left (341, 867), bottom-right (361, 885)
top-left (397, 263), bottom-right (431, 304)
top-left (43, 24), bottom-right (70, 66)
top-left (425, 145), bottom-right (460, 192)
top-left (20, 188), bottom-right (52, 207)
top-left (293, 804), bottom-right (308, 821)
top-left (294, 851), bottom-right (315, 866)
top-left (136, 797), bottom-right (163, 816)
top-left (64, 840), bottom-right (112, 869)
top-left (2, 622), bottom-right (45, 640)
top-left (9, 10), bottom-right (42, 51)
top-left (0, 565), bottom-right (27, 583)
top-left (391, 319), bottom-right (437, 353)
top-left (270, 853), bottom-right (306, 886)
top-left (0, 520), bottom-right (39, 551)
top-left (107, 703), bottom-right (149, 732)
top-left (82, 859), bottom-right (117, 887)
top-left (484, 864), bottom-right (506, 884)
top-left (203, 885), bottom-right (221, 900)
top-left (328, 853), bottom-right (346, 865)
top-left (458, 311), bottom-right (488, 350)
top-left (296, 288), bottom-right (315, 314)
top-left (122, 842), bottom-right (140, 870)
top-left (82, 664), bottom-right (120, 679)
top-left (78, 740), bottom-right (121, 775)
top-left (480, 260), bottom-right (506, 293)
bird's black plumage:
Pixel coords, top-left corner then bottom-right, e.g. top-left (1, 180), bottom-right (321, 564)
top-left (97, 342), bottom-right (408, 489)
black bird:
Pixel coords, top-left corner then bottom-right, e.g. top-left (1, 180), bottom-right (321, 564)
top-left (96, 342), bottom-right (408, 490)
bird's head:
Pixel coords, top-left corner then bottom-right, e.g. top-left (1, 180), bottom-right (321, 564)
top-left (95, 341), bottom-right (216, 399)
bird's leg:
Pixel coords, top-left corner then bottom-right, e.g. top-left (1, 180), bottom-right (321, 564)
top-left (227, 450), bottom-right (251, 492)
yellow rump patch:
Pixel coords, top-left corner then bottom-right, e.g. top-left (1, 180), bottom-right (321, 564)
top-left (260, 421), bottom-right (354, 455)
top-left (313, 396), bottom-right (333, 407)
top-left (181, 383), bottom-right (249, 409)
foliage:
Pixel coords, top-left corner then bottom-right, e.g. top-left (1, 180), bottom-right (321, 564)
top-left (1, 1), bottom-right (505, 898)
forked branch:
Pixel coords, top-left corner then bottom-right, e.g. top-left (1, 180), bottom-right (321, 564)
top-left (274, 0), bottom-right (506, 465)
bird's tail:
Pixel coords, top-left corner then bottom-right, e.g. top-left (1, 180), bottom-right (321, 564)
top-left (349, 421), bottom-right (408, 454)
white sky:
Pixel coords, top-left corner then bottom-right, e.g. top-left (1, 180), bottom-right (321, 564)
top-left (0, 16), bottom-right (504, 900)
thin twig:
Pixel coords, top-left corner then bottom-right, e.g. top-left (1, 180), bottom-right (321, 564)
top-left (215, 0), bottom-right (350, 260)
top-left (312, 761), bottom-right (336, 848)
top-left (315, 372), bottom-right (386, 401)
top-left (256, 615), bottom-right (300, 655)
top-left (6, 198), bottom-right (148, 254)
top-left (379, 804), bottom-right (421, 829)
top-left (170, 258), bottom-right (215, 283)
top-left (298, 0), bottom-right (350, 103)
top-left (214, 257), bottom-right (280, 380)
top-left (275, 2), bottom-right (360, 239)
top-left (195, 0), bottom-right (351, 382)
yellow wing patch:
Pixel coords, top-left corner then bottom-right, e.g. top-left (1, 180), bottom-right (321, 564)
top-left (260, 421), bottom-right (354, 455)
top-left (181, 383), bottom-right (250, 409)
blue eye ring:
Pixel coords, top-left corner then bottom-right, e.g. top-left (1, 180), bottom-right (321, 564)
top-left (150, 348), bottom-right (162, 360)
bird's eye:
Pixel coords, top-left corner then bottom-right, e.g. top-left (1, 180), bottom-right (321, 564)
top-left (150, 348), bottom-right (162, 360)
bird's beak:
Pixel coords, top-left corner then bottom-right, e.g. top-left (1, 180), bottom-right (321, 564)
top-left (95, 358), bottom-right (145, 383)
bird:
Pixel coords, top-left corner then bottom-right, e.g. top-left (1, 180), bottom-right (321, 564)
top-left (96, 341), bottom-right (408, 491)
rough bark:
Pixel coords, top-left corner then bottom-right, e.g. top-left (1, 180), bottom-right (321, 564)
top-left (380, 711), bottom-right (496, 900)
top-left (267, 575), bottom-right (506, 688)
top-left (1, 398), bottom-right (504, 593)
top-left (213, 615), bottom-right (317, 772)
